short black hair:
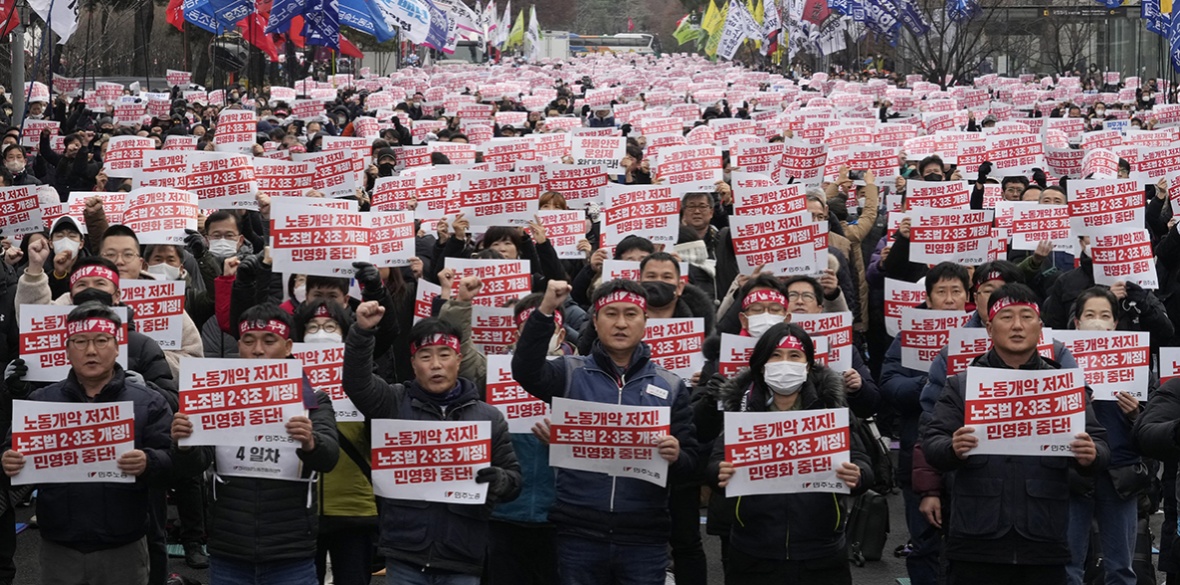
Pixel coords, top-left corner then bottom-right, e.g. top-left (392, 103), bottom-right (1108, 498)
top-left (1001, 176), bottom-right (1029, 190)
top-left (985, 283), bottom-right (1040, 316)
top-left (681, 192), bottom-right (711, 207)
top-left (750, 323), bottom-right (816, 390)
top-left (2, 143), bottom-right (25, 159)
top-left (407, 317), bottom-right (463, 348)
top-left (293, 299), bottom-right (354, 340)
top-left (639, 252), bottom-right (680, 277)
top-left (590, 279), bottom-right (647, 312)
top-left (101, 225), bottom-right (141, 249)
top-left (67, 300), bottom-right (122, 329)
top-left (204, 210), bottom-right (243, 234)
top-left (918, 155), bottom-right (945, 176)
top-left (925, 262), bottom-right (971, 297)
top-left (513, 292), bottom-right (563, 323)
top-left (738, 274), bottom-right (784, 305)
top-left (615, 235), bottom-right (655, 260)
top-left (1071, 287), bottom-right (1120, 325)
top-left (782, 275), bottom-right (823, 300)
top-left (306, 275), bottom-right (349, 295)
top-left (972, 260), bottom-right (1023, 290)
top-left (239, 303), bottom-right (293, 336)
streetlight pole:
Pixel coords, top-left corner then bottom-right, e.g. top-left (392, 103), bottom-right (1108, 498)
top-left (11, 17), bottom-right (24, 123)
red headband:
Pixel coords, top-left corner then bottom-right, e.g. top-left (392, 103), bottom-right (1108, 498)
top-left (239, 319), bottom-right (291, 339)
top-left (975, 270), bottom-right (1004, 290)
top-left (743, 289), bottom-right (786, 310)
top-left (516, 307), bottom-right (563, 328)
top-left (777, 335), bottom-right (805, 350)
top-left (410, 333), bottom-right (461, 355)
top-left (594, 290), bottom-right (647, 313)
top-left (70, 265), bottom-right (119, 289)
top-left (66, 318), bottom-right (119, 338)
top-left (313, 305), bottom-right (331, 319)
top-left (988, 297), bottom-right (1041, 321)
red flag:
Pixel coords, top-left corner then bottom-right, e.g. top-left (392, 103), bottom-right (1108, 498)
top-left (339, 35), bottom-right (362, 58)
top-left (287, 15), bottom-right (306, 48)
top-left (238, 13), bottom-right (279, 61)
top-left (802, 0), bottom-right (830, 25)
top-left (0, 0), bottom-right (20, 37)
top-left (627, 17), bottom-right (634, 31)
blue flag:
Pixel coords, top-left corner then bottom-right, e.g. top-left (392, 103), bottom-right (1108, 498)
top-left (338, 0), bottom-right (396, 42)
top-left (1144, 0), bottom-right (1169, 37)
top-left (863, 0), bottom-right (899, 43)
top-left (1170, 7), bottom-right (1180, 72)
top-left (422, 0), bottom-right (449, 50)
top-left (208, 0), bottom-right (253, 27)
top-left (898, 0), bottom-right (929, 35)
top-left (303, 0), bottom-right (341, 49)
top-left (946, 0), bottom-right (978, 22)
top-left (183, 0), bottom-right (223, 33)
top-left (267, 0), bottom-right (308, 33)
top-left (828, 0), bottom-right (849, 17)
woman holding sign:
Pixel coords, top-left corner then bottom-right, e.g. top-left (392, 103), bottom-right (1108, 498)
top-left (710, 323), bottom-right (872, 585)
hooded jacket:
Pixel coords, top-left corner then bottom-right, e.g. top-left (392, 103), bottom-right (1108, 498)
top-left (706, 366), bottom-right (873, 562)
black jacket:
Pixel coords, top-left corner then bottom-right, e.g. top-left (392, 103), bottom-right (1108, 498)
top-left (341, 325), bottom-right (521, 575)
top-left (706, 367), bottom-right (873, 562)
top-left (171, 381), bottom-right (339, 563)
top-left (923, 348), bottom-right (1110, 564)
top-left (1041, 257), bottom-right (1175, 348)
top-left (18, 366), bottom-right (173, 552)
top-left (575, 283), bottom-right (716, 357)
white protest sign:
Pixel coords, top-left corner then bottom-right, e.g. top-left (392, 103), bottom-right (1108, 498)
top-left (445, 258), bottom-right (532, 308)
top-left (178, 358), bottom-right (305, 448)
top-left (485, 354), bottom-right (550, 433)
top-left (963, 366), bottom-right (1086, 456)
top-left (572, 136), bottom-right (625, 173)
top-left (905, 180), bottom-right (971, 209)
top-left (655, 145), bottom-right (723, 190)
top-left (728, 213), bottom-right (827, 276)
top-left (644, 318), bottom-right (705, 379)
top-left (600, 185), bottom-right (681, 246)
top-left (788, 312), bottom-right (853, 371)
top-left (292, 149), bottom-right (359, 199)
top-left (270, 197), bottom-right (369, 277)
top-left (471, 305), bottom-right (516, 356)
top-left (119, 280), bottom-right (185, 350)
top-left (1010, 202), bottom-right (1072, 252)
top-left (1052, 331), bottom-right (1149, 400)
top-left (549, 397), bottom-right (671, 487)
top-left (537, 210), bottom-right (586, 259)
top-left (719, 333), bottom-right (760, 378)
top-left (11, 400), bottom-right (135, 485)
top-left (122, 188), bottom-right (198, 245)
top-left (898, 308), bottom-right (973, 371)
top-left (368, 211), bottom-right (415, 268)
top-left (371, 419), bottom-right (492, 504)
top-left (291, 343), bottom-right (356, 420)
top-left (187, 152), bottom-right (259, 209)
top-left (18, 305), bottom-right (129, 382)
top-left (104, 136), bottom-right (155, 178)
top-left (945, 327), bottom-right (1056, 377)
top-left (214, 110), bottom-right (257, 152)
top-left (1090, 230), bottom-right (1158, 289)
top-left (884, 278), bottom-right (926, 337)
top-left (456, 172), bottom-right (541, 227)
top-left (1066, 179), bottom-right (1144, 236)
top-left (906, 208), bottom-right (994, 266)
top-left (722, 408), bottom-right (851, 497)
top-left (0, 186), bottom-right (44, 236)
top-left (254, 159), bottom-right (314, 198)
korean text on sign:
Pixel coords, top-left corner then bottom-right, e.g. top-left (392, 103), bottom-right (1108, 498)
top-left (723, 408), bottom-right (851, 497)
top-left (549, 397), bottom-right (671, 487)
top-left (370, 419), bottom-right (492, 504)
top-left (178, 358), bottom-right (305, 448)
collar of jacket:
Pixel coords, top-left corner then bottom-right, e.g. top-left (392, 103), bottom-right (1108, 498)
top-left (63, 364), bottom-right (128, 402)
top-left (406, 377), bottom-right (481, 416)
top-left (588, 340), bottom-right (652, 386)
top-left (976, 347), bottom-right (1061, 371)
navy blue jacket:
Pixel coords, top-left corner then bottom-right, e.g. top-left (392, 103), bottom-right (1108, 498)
top-left (511, 310), bottom-right (700, 544)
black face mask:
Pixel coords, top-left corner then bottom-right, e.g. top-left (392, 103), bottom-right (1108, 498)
top-left (73, 287), bottom-right (114, 307)
top-left (378, 163), bottom-right (396, 176)
top-left (923, 173), bottom-right (944, 182)
top-left (641, 281), bottom-right (677, 308)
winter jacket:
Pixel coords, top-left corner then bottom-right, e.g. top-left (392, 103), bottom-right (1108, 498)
top-left (575, 282), bottom-right (716, 357)
top-left (923, 348), bottom-right (1110, 565)
top-left (20, 366), bottom-right (173, 552)
top-left (341, 325), bottom-right (521, 575)
top-left (171, 381), bottom-right (339, 564)
top-left (511, 309), bottom-right (700, 544)
top-left (879, 321), bottom-right (930, 487)
top-left (1042, 257), bottom-right (1175, 347)
top-left (706, 367), bottom-right (873, 562)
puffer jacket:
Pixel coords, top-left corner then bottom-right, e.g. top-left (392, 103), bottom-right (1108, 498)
top-left (511, 310), bottom-right (700, 544)
top-left (705, 367), bottom-right (873, 562)
top-left (171, 382), bottom-right (339, 564)
top-left (23, 366), bottom-right (173, 552)
top-left (923, 348), bottom-right (1110, 564)
top-left (341, 325), bottom-right (522, 575)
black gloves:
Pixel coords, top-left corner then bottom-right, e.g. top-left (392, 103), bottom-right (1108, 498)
top-left (476, 466), bottom-right (513, 501)
top-left (352, 261), bottom-right (383, 297)
top-left (977, 161), bottom-right (993, 183)
top-left (1032, 168), bottom-right (1048, 190)
top-left (184, 228), bottom-right (208, 258)
top-left (4, 359), bottom-right (29, 399)
top-left (236, 253), bottom-right (263, 285)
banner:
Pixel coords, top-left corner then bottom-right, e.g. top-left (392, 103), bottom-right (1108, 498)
top-left (291, 343), bottom-right (356, 420)
top-left (1090, 230), bottom-right (1159, 289)
top-left (733, 184), bottom-right (807, 216)
top-left (898, 308), bottom-right (973, 371)
top-left (719, 333), bottom-right (760, 378)
top-left (600, 185), bottom-right (681, 247)
top-left (187, 152), bottom-right (259, 209)
top-left (119, 280), bottom-right (186, 350)
top-left (444, 258), bottom-right (532, 308)
top-left (292, 149), bottom-right (359, 199)
top-left (471, 305), bottom-right (516, 356)
top-left (654, 145), bottom-right (723, 189)
top-left (1066, 179), bottom-right (1144, 236)
top-left (178, 358), bottom-right (305, 448)
top-left (0, 186), bottom-right (44, 236)
top-left (1052, 331), bottom-right (1149, 400)
top-left (255, 159), bottom-right (314, 199)
top-left (214, 110), bottom-right (257, 152)
top-left (789, 312), bottom-right (854, 371)
top-left (906, 208), bottom-right (993, 266)
top-left (270, 197), bottom-right (369, 277)
top-left (1010, 202), bottom-right (1072, 252)
top-left (549, 397), bottom-right (671, 487)
top-left (723, 408), bottom-right (851, 496)
top-left (884, 278), bottom-right (925, 337)
top-left (728, 213), bottom-right (827, 276)
top-left (962, 366), bottom-right (1086, 456)
top-left (537, 210), bottom-right (586, 259)
top-left (19, 305), bottom-right (129, 382)
top-left (485, 354), bottom-right (549, 433)
top-left (104, 136), bottom-right (155, 178)
top-left (370, 419), bottom-right (492, 503)
top-left (456, 172), bottom-right (541, 227)
top-left (122, 188), bottom-right (198, 245)
top-left (572, 136), bottom-right (625, 173)
top-left (10, 400), bottom-right (135, 485)
top-left (905, 180), bottom-right (971, 209)
top-left (644, 318), bottom-right (705, 379)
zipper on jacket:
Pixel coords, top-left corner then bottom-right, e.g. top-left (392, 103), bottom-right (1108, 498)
top-left (609, 372), bottom-right (625, 513)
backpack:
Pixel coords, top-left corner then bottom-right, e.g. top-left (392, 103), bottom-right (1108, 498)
top-left (853, 416), bottom-right (896, 494)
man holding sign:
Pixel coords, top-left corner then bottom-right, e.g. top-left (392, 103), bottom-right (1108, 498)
top-left (2, 302), bottom-right (173, 585)
top-left (924, 284), bottom-right (1109, 584)
top-left (341, 307), bottom-right (521, 584)
top-left (512, 279), bottom-right (699, 585)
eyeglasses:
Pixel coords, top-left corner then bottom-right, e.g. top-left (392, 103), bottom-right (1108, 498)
top-left (208, 232), bottom-right (240, 240)
top-left (744, 305), bottom-right (787, 316)
top-left (684, 204), bottom-right (712, 211)
top-left (67, 335), bottom-right (115, 349)
top-left (102, 251), bottom-right (140, 262)
top-left (787, 291), bottom-right (817, 302)
top-left (305, 322), bottom-right (340, 334)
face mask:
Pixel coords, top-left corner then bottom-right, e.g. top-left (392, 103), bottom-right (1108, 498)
top-left (1095, 109), bottom-right (1105, 116)
top-left (146, 262), bottom-right (182, 280)
top-left (763, 361), bottom-right (808, 396)
top-left (304, 330), bottom-right (342, 344)
top-left (5, 160), bottom-right (24, 174)
top-left (746, 313), bottom-right (784, 338)
top-left (378, 163), bottom-right (396, 176)
top-left (641, 281), bottom-right (677, 308)
top-left (53, 237), bottom-right (81, 257)
top-left (1077, 318), bottom-right (1115, 331)
top-left (73, 287), bottom-right (114, 307)
top-left (209, 239), bottom-right (238, 258)
top-left (548, 333), bottom-right (563, 354)
top-left (923, 173), bottom-right (943, 182)
top-left (293, 284), bottom-right (307, 303)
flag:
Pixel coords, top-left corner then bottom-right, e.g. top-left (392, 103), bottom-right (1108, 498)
top-left (627, 17), bottom-right (634, 31)
top-left (339, 0), bottom-right (395, 42)
top-left (185, 0), bottom-right (224, 33)
top-left (897, 0), bottom-right (929, 35)
top-left (761, 0), bottom-right (780, 54)
top-left (946, 0), bottom-right (978, 22)
top-left (1170, 7), bottom-right (1180, 72)
top-left (495, 0), bottom-right (512, 46)
top-left (167, 0), bottom-right (185, 31)
top-left (1146, 0), bottom-right (1170, 37)
top-left (801, 0), bottom-right (830, 25)
top-left (302, 0), bottom-right (340, 49)
top-left (371, 0), bottom-right (431, 43)
top-left (238, 13), bottom-right (279, 60)
top-left (436, 0), bottom-right (480, 33)
top-left (0, 0), bottom-right (18, 38)
top-left (506, 7), bottom-right (524, 48)
top-left (28, 0), bottom-right (78, 43)
top-left (701, 0), bottom-right (723, 34)
top-left (266, 0), bottom-right (307, 32)
top-left (340, 33), bottom-right (363, 56)
top-left (704, 0), bottom-right (729, 57)
top-left (717, 0), bottom-right (757, 59)
top-left (208, 0), bottom-right (254, 28)
top-left (673, 13), bottom-right (703, 45)
top-left (526, 5), bottom-right (540, 59)
top-left (422, 0), bottom-right (450, 51)
top-left (481, 0), bottom-right (496, 38)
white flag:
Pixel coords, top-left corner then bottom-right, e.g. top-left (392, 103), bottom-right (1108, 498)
top-left (525, 5), bottom-right (539, 60)
top-left (373, 0), bottom-right (431, 44)
top-left (495, 0), bottom-right (511, 47)
top-left (29, 0), bottom-right (80, 44)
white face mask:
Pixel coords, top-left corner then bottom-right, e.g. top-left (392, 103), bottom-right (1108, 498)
top-left (209, 238), bottom-right (238, 258)
top-left (5, 160), bottom-right (24, 174)
top-left (745, 313), bottom-right (784, 339)
top-left (305, 330), bottom-right (342, 344)
top-left (763, 361), bottom-right (808, 396)
top-left (293, 284), bottom-right (307, 303)
top-left (1078, 318), bottom-right (1115, 331)
top-left (53, 237), bottom-right (81, 257)
top-left (146, 262), bottom-right (182, 280)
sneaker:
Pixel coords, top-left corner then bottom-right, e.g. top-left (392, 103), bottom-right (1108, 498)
top-left (183, 542), bottom-right (209, 569)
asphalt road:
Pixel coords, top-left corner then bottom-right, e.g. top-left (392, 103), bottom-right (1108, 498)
top-left (5, 488), bottom-right (1169, 585)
